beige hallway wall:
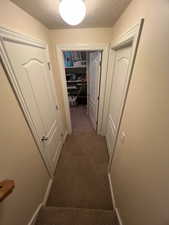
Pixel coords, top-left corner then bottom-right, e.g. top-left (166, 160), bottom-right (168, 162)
top-left (50, 28), bottom-right (113, 44)
top-left (49, 28), bottom-right (113, 127)
top-left (0, 1), bottom-right (51, 225)
top-left (109, 0), bottom-right (169, 225)
top-left (0, 1), bottom-right (112, 225)
top-left (0, 0), bottom-right (49, 42)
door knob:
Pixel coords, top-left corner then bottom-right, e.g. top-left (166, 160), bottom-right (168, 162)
top-left (41, 136), bottom-right (48, 142)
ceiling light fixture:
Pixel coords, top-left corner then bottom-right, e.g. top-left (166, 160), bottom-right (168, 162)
top-left (59, 0), bottom-right (86, 26)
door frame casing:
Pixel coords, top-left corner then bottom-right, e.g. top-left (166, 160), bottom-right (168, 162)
top-left (0, 27), bottom-right (60, 177)
top-left (106, 19), bottom-right (144, 171)
top-left (56, 43), bottom-right (109, 135)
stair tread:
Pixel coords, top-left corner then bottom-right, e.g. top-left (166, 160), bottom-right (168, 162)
top-left (35, 207), bottom-right (118, 225)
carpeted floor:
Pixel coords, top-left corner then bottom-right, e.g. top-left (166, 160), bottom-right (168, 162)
top-left (47, 133), bottom-right (113, 209)
top-left (70, 105), bottom-right (94, 134)
top-left (35, 106), bottom-right (117, 225)
top-left (36, 207), bottom-right (118, 225)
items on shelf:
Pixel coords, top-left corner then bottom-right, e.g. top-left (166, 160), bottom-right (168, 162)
top-left (63, 51), bottom-right (86, 68)
top-left (69, 96), bottom-right (77, 107)
top-left (64, 51), bottom-right (87, 107)
top-left (64, 51), bottom-right (73, 67)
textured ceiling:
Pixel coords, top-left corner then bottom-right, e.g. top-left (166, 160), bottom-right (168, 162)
top-left (11, 0), bottom-right (131, 29)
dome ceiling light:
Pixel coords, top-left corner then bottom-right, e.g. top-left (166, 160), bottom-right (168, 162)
top-left (59, 0), bottom-right (86, 26)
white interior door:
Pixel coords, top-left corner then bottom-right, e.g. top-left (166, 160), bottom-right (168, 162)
top-left (3, 40), bottom-right (63, 175)
top-left (106, 45), bottom-right (132, 155)
top-left (88, 51), bottom-right (101, 130)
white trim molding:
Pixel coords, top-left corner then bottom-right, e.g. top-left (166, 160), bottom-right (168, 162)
top-left (0, 26), bottom-right (67, 177)
top-left (42, 178), bottom-right (53, 206)
top-left (27, 203), bottom-right (43, 225)
top-left (108, 173), bottom-right (116, 208)
top-left (103, 19), bottom-right (144, 138)
top-left (52, 129), bottom-right (68, 169)
top-left (56, 43), bottom-right (109, 135)
top-left (0, 27), bottom-right (54, 176)
top-left (28, 129), bottom-right (67, 224)
top-left (108, 173), bottom-right (124, 225)
top-left (104, 19), bottom-right (144, 171)
top-left (0, 26), bottom-right (46, 49)
top-left (106, 18), bottom-right (144, 225)
top-left (115, 208), bottom-right (123, 225)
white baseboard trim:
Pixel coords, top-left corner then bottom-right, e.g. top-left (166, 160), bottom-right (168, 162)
top-left (53, 128), bottom-right (68, 174)
top-left (42, 178), bottom-right (53, 206)
top-left (42, 130), bottom-right (68, 206)
top-left (56, 128), bottom-right (68, 163)
top-left (106, 136), bottom-right (111, 156)
top-left (108, 173), bottom-right (116, 208)
top-left (63, 129), bottom-right (68, 142)
top-left (27, 203), bottom-right (42, 225)
top-left (28, 130), bottom-right (68, 225)
top-left (115, 208), bottom-right (123, 225)
top-left (108, 173), bottom-right (124, 225)
top-left (42, 129), bottom-right (68, 206)
top-left (43, 129), bottom-right (68, 204)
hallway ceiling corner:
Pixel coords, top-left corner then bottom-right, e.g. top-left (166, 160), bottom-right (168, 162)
top-left (10, 0), bottom-right (132, 29)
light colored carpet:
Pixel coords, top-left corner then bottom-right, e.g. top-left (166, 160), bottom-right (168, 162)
top-left (70, 105), bottom-right (94, 134)
top-left (47, 134), bottom-right (112, 209)
top-left (35, 107), bottom-right (118, 225)
top-left (36, 207), bottom-right (118, 225)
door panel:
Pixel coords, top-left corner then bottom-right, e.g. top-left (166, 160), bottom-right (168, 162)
top-left (23, 59), bottom-right (57, 133)
top-left (88, 51), bottom-right (101, 130)
top-left (3, 41), bottom-right (62, 174)
top-left (106, 45), bottom-right (132, 155)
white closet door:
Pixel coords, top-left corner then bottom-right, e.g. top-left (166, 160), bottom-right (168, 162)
top-left (106, 45), bottom-right (132, 155)
top-left (88, 51), bottom-right (101, 130)
top-left (3, 41), bottom-right (62, 174)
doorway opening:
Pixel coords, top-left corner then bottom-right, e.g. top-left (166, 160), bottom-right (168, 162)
top-left (63, 50), bottom-right (102, 134)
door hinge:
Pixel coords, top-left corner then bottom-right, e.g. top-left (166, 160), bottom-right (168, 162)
top-left (48, 62), bottom-right (51, 70)
top-left (96, 121), bottom-right (98, 125)
top-left (97, 96), bottom-right (100, 101)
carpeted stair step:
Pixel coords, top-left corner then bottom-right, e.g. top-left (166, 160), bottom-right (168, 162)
top-left (35, 207), bottom-right (119, 225)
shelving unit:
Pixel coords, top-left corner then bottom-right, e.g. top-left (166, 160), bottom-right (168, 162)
top-left (65, 65), bottom-right (86, 69)
top-left (63, 51), bottom-right (87, 106)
